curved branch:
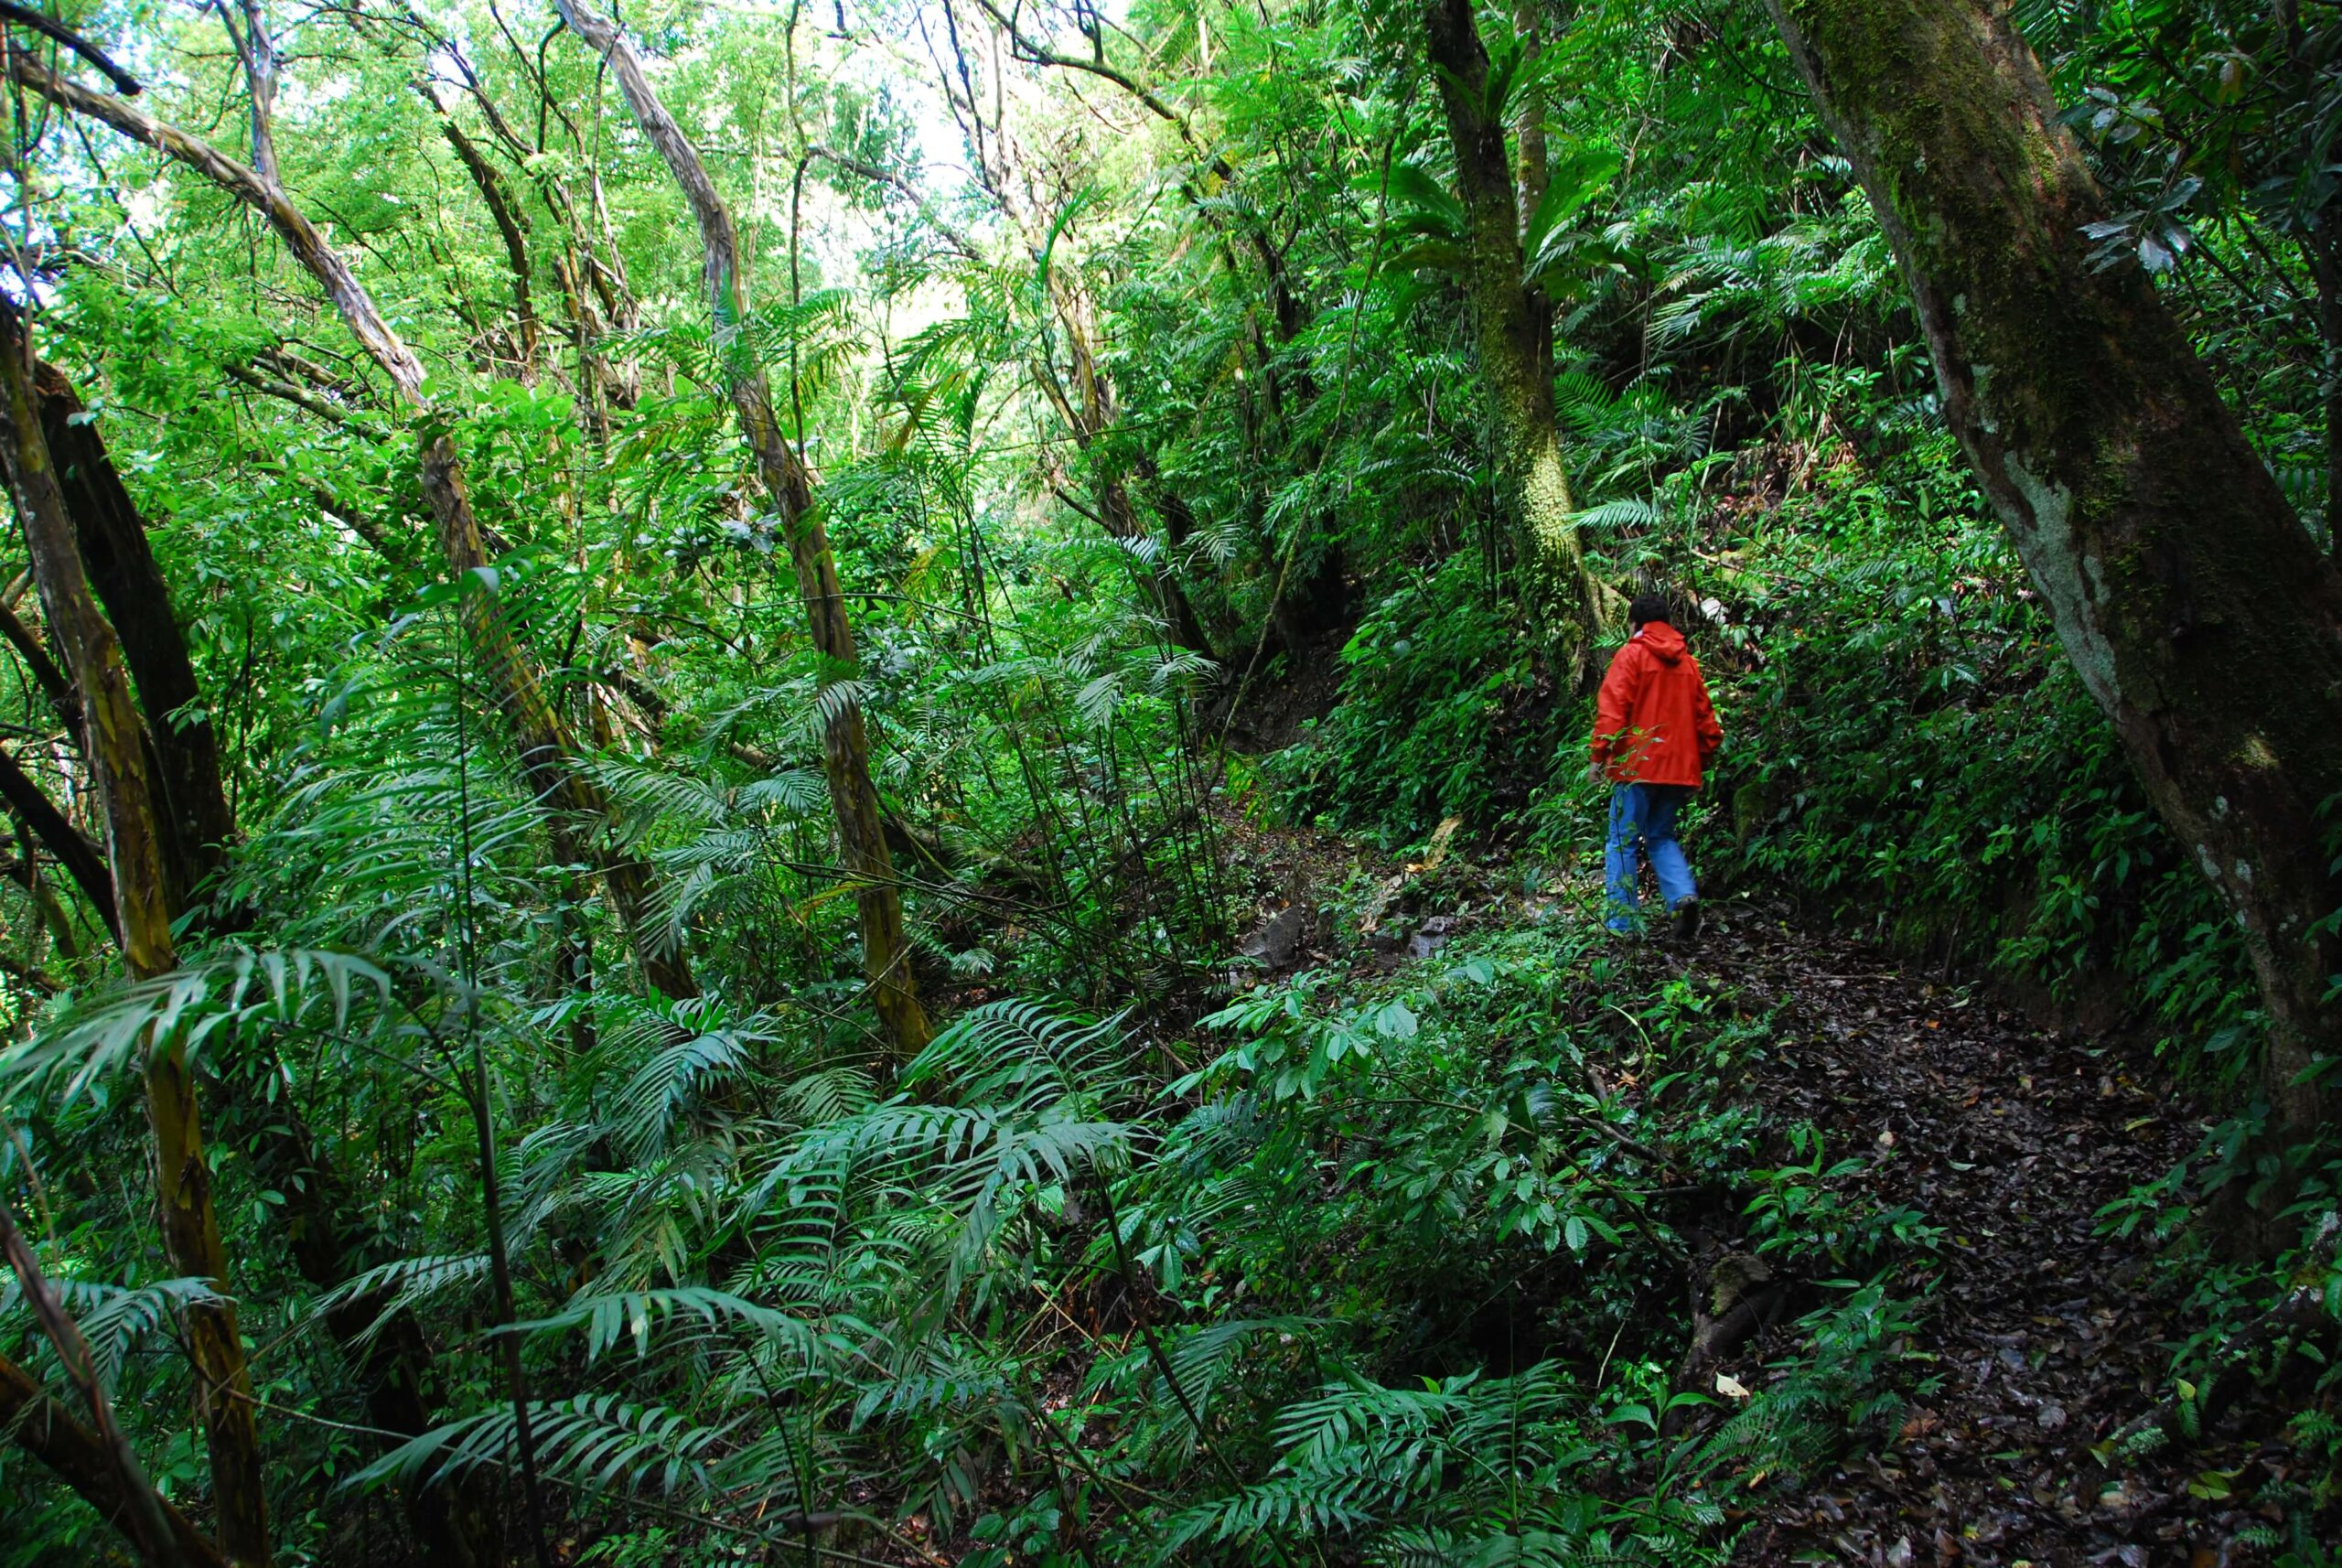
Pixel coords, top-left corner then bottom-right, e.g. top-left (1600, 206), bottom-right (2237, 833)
top-left (554, 0), bottom-right (928, 1053)
top-left (0, 596), bottom-right (79, 733)
top-left (5, 51), bottom-right (428, 401)
top-left (964, 0), bottom-right (1190, 133)
top-left (807, 144), bottom-right (981, 261)
top-left (0, 1201), bottom-right (194, 1567)
top-left (0, 1349), bottom-right (220, 1566)
top-left (0, 1), bottom-right (141, 96)
top-left (417, 80), bottom-right (542, 373)
top-left (0, 744), bottom-right (116, 941)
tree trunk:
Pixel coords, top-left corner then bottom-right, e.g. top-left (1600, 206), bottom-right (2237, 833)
top-left (5, 51), bottom-right (696, 1001)
top-left (0, 592), bottom-right (81, 731)
top-left (1423, 0), bottom-right (1610, 650)
top-left (415, 438), bottom-right (697, 1000)
top-left (0, 300), bottom-right (272, 1568)
top-left (1760, 0), bottom-right (2342, 1138)
top-left (24, 350), bottom-right (498, 1559)
top-left (227, 1067), bottom-right (496, 1565)
top-left (1513, 0), bottom-right (1551, 240)
top-left (0, 744), bottom-right (117, 940)
top-left (555, 0), bottom-right (933, 1057)
top-left (0, 1350), bottom-right (227, 1568)
top-left (35, 362), bottom-right (236, 921)
top-left (1511, 0), bottom-right (1560, 390)
top-left (1094, 470), bottom-right (1219, 657)
top-left (419, 83), bottom-right (543, 381)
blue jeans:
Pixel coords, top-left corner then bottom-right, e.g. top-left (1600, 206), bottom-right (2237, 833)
top-left (1605, 783), bottom-right (1697, 932)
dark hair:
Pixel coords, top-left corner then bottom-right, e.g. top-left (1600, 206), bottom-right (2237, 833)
top-left (1628, 593), bottom-right (1672, 628)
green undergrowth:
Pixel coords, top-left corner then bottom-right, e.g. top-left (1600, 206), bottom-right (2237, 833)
top-left (1264, 434), bottom-right (2262, 1099)
top-left (1263, 555), bottom-right (1561, 847)
top-left (1, 920), bottom-right (1936, 1565)
top-left (1718, 451), bottom-right (2261, 1090)
top-left (1254, 439), bottom-right (2342, 1544)
top-left (1112, 924), bottom-right (1935, 1565)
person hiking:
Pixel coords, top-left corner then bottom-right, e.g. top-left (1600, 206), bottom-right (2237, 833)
top-left (1592, 593), bottom-right (1723, 940)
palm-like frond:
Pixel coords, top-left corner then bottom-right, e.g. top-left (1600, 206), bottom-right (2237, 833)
top-left (508, 1285), bottom-right (826, 1366)
top-left (347, 1394), bottom-right (729, 1498)
top-left (1, 948), bottom-right (391, 1101)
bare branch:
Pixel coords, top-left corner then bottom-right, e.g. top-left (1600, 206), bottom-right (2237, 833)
top-left (0, 745), bottom-right (114, 941)
top-left (808, 143), bottom-right (982, 261)
top-left (0, 1), bottom-right (141, 96)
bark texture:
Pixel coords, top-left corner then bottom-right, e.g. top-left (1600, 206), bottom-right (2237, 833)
top-left (1761, 0), bottom-right (2342, 1134)
top-left (36, 362), bottom-right (236, 919)
top-left (0, 301), bottom-right (271, 1567)
top-left (557, 0), bottom-right (933, 1056)
top-left (1423, 0), bottom-right (1609, 647)
top-left (2309, 226), bottom-right (2342, 562)
top-left (22, 351), bottom-right (494, 1559)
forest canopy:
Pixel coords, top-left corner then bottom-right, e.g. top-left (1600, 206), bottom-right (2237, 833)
top-left (0, 0), bottom-right (2339, 1564)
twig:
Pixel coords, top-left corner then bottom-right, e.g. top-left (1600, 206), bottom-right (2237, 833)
top-left (806, 144), bottom-right (982, 261)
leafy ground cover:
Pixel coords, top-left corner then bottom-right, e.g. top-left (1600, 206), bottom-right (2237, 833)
top-left (1206, 856), bottom-right (2342, 1567)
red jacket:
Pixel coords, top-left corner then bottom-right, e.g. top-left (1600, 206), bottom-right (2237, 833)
top-left (1592, 620), bottom-right (1723, 787)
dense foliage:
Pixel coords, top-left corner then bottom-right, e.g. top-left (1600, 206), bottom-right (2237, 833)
top-left (0, 0), bottom-right (2337, 1564)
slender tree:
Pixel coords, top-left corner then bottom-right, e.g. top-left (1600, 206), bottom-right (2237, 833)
top-left (1758, 0), bottom-right (2342, 1140)
top-left (27, 349), bottom-right (497, 1564)
top-left (1, 1196), bottom-right (197, 1567)
top-left (554, 0), bottom-right (934, 1056)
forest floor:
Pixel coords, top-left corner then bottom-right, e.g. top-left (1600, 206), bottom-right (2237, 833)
top-left (1228, 813), bottom-right (2319, 1567)
top-left (1681, 899), bottom-right (2302, 1568)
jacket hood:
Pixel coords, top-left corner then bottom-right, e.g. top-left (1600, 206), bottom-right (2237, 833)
top-left (1635, 620), bottom-right (1688, 664)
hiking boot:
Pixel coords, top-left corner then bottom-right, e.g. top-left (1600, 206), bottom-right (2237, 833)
top-left (1671, 898), bottom-right (1703, 945)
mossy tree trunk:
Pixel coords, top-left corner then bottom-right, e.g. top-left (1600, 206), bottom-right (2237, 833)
top-left (1761, 0), bottom-right (2342, 1138)
top-left (35, 362), bottom-right (235, 921)
top-left (0, 299), bottom-right (272, 1568)
top-left (25, 353), bottom-right (498, 1565)
top-left (0, 1348), bottom-right (226, 1567)
top-left (1423, 0), bottom-right (1611, 658)
top-left (2308, 224), bottom-right (2342, 562)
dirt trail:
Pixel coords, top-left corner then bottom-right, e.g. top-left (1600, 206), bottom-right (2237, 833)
top-left (1687, 899), bottom-right (2289, 1567)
